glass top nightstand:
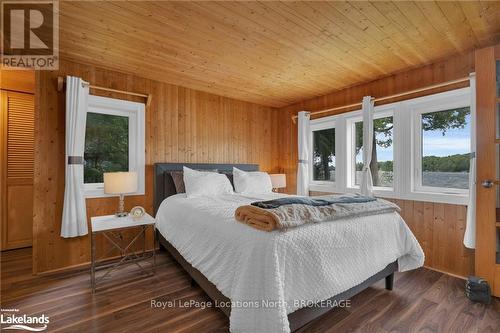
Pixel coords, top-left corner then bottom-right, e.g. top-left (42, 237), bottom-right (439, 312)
top-left (90, 213), bottom-right (156, 293)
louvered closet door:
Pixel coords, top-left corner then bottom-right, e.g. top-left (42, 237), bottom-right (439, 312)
top-left (1, 90), bottom-right (34, 250)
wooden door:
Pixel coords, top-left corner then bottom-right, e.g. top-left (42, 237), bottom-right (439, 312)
top-left (1, 90), bottom-right (34, 250)
top-left (475, 45), bottom-right (500, 297)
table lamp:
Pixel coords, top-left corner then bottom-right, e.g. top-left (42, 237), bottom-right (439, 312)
top-left (104, 171), bottom-right (138, 217)
top-left (270, 174), bottom-right (286, 192)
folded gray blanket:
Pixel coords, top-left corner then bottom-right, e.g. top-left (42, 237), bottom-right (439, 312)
top-left (236, 194), bottom-right (401, 231)
top-left (251, 194), bottom-right (376, 209)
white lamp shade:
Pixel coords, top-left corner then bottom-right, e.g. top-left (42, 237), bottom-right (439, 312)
top-left (270, 174), bottom-right (286, 189)
top-left (104, 171), bottom-right (138, 194)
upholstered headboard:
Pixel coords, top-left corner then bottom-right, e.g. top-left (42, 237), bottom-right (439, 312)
top-left (153, 163), bottom-right (259, 215)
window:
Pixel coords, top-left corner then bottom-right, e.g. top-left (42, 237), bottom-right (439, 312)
top-left (352, 116), bottom-right (394, 188)
top-left (312, 128), bottom-right (336, 182)
top-left (408, 87), bottom-right (472, 201)
top-left (307, 86), bottom-right (473, 205)
top-left (84, 113), bottom-right (129, 183)
top-left (416, 107), bottom-right (471, 192)
top-left (83, 95), bottom-right (145, 198)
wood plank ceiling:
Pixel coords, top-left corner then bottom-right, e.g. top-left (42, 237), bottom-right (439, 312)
top-left (59, 1), bottom-right (500, 107)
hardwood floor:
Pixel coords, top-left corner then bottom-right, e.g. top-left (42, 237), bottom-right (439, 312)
top-left (1, 248), bottom-right (499, 332)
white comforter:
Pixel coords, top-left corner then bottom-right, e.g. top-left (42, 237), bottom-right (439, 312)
top-left (155, 193), bottom-right (424, 333)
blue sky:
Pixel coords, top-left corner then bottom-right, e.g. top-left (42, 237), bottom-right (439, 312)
top-left (422, 114), bottom-right (471, 157)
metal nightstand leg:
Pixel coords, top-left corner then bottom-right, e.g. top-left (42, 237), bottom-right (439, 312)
top-left (91, 232), bottom-right (96, 293)
top-left (153, 226), bottom-right (157, 274)
top-left (142, 226), bottom-right (147, 257)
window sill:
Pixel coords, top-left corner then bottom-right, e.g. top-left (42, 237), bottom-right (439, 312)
top-left (309, 183), bottom-right (340, 193)
top-left (318, 185), bottom-right (398, 199)
top-left (345, 186), bottom-right (395, 193)
top-left (308, 184), bottom-right (469, 205)
top-left (404, 191), bottom-right (469, 205)
top-left (84, 183), bottom-right (145, 199)
top-left (84, 190), bottom-right (145, 199)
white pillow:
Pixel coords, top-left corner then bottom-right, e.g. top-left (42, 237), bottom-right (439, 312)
top-left (183, 167), bottom-right (233, 198)
top-left (233, 167), bottom-right (273, 194)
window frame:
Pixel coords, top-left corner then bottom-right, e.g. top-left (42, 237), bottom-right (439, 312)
top-left (345, 106), bottom-right (396, 194)
top-left (408, 88), bottom-right (472, 198)
top-left (309, 116), bottom-right (338, 189)
top-left (83, 95), bottom-right (145, 198)
top-left (306, 86), bottom-right (473, 205)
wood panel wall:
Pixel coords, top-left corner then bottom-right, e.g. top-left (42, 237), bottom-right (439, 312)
top-left (282, 52), bottom-right (476, 278)
top-left (33, 59), bottom-right (280, 274)
top-left (0, 69), bottom-right (35, 94)
top-left (392, 199), bottom-right (473, 279)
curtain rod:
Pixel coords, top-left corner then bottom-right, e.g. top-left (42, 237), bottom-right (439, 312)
top-left (57, 76), bottom-right (151, 107)
top-left (291, 76), bottom-right (470, 124)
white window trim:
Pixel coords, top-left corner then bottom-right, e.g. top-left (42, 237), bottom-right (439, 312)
top-left (83, 95), bottom-right (145, 198)
top-left (344, 105), bottom-right (396, 195)
top-left (406, 87), bottom-right (471, 204)
top-left (308, 86), bottom-right (473, 205)
top-left (309, 116), bottom-right (339, 191)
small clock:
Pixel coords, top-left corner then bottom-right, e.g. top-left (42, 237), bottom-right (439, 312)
top-left (130, 206), bottom-right (145, 218)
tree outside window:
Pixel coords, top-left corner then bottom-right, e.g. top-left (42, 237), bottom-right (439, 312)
top-left (354, 116), bottom-right (394, 187)
top-left (84, 112), bottom-right (129, 184)
top-left (312, 128), bottom-right (335, 181)
top-left (353, 107), bottom-right (470, 189)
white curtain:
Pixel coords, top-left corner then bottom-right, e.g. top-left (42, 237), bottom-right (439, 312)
top-left (464, 73), bottom-right (476, 249)
top-left (61, 76), bottom-right (89, 238)
top-left (297, 111), bottom-right (311, 196)
top-left (360, 96), bottom-right (374, 197)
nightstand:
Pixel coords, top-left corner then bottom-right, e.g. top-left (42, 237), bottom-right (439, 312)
top-left (90, 213), bottom-right (156, 292)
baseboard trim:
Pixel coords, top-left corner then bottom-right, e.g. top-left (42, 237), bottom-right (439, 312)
top-left (423, 265), bottom-right (467, 280)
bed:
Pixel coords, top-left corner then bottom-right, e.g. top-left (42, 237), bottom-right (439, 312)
top-left (153, 163), bottom-right (424, 332)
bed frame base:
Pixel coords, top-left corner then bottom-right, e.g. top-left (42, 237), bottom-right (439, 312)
top-left (157, 231), bottom-right (397, 332)
top-left (385, 272), bottom-right (394, 290)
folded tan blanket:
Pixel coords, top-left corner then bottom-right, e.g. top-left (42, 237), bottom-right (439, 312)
top-left (235, 205), bottom-right (281, 232)
top-left (235, 195), bottom-right (400, 232)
